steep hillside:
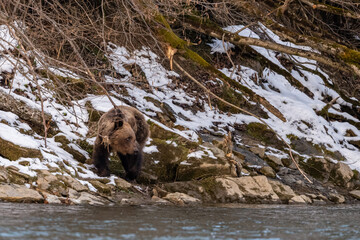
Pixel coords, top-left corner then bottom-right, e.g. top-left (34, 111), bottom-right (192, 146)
top-left (0, 0), bottom-right (360, 205)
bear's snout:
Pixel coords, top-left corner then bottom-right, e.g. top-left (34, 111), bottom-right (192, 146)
top-left (132, 143), bottom-right (139, 155)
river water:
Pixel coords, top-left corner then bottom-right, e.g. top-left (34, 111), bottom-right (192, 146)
top-left (0, 202), bottom-right (359, 240)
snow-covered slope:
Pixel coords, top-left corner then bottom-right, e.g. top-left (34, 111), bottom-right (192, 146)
top-left (0, 21), bottom-right (359, 196)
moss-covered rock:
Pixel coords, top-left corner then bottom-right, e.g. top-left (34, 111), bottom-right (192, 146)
top-left (330, 162), bottom-right (354, 187)
top-left (54, 135), bottom-right (70, 145)
top-left (77, 139), bottom-right (94, 157)
top-left (85, 101), bottom-right (102, 122)
top-left (217, 86), bottom-right (245, 114)
top-left (176, 157), bottom-right (232, 181)
top-left (301, 157), bottom-right (332, 181)
top-left (144, 138), bottom-right (189, 181)
top-left (0, 90), bottom-right (58, 136)
top-left (148, 121), bottom-right (179, 140)
top-left (0, 137), bottom-right (42, 161)
top-left (198, 176), bottom-right (224, 202)
top-left (55, 135), bottom-right (87, 163)
top-left (6, 166), bottom-right (33, 185)
top-left (36, 170), bottom-right (66, 195)
top-left (176, 145), bottom-right (233, 181)
top-left (89, 180), bottom-right (112, 195)
top-left (246, 122), bottom-right (284, 148)
top-left (108, 155), bottom-right (125, 177)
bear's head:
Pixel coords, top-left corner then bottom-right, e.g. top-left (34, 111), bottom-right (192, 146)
top-left (108, 119), bottom-right (139, 155)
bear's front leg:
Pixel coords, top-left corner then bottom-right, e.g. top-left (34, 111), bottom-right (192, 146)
top-left (92, 136), bottom-right (111, 177)
top-left (118, 152), bottom-right (143, 181)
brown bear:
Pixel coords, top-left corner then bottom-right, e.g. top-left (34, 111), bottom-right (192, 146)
top-left (92, 106), bottom-right (149, 180)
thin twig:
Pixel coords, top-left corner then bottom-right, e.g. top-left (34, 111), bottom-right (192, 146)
top-left (221, 33), bottom-right (236, 79)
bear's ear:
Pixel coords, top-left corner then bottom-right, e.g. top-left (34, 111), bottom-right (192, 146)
top-left (114, 119), bottom-right (123, 129)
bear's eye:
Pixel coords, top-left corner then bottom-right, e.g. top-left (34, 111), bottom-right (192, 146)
top-left (114, 120), bottom-right (123, 130)
top-left (126, 136), bottom-right (132, 142)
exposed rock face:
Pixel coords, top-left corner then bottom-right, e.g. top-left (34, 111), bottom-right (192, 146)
top-left (6, 166), bottom-right (31, 184)
top-left (289, 195), bottom-right (307, 204)
top-left (206, 176), bottom-right (281, 203)
top-left (349, 190), bottom-right (360, 200)
top-left (37, 170), bottom-right (64, 193)
top-left (163, 176), bottom-right (294, 204)
top-left (330, 162), bottom-right (354, 186)
top-left (0, 167), bottom-right (9, 183)
top-left (260, 166), bottom-right (276, 178)
top-left (70, 191), bottom-right (109, 205)
top-left (176, 144), bottom-right (233, 181)
top-left (57, 175), bottom-right (88, 192)
top-left (265, 154), bottom-right (284, 168)
top-left (163, 181), bottom-right (205, 201)
top-left (249, 147), bottom-right (265, 158)
top-left (232, 176), bottom-right (280, 203)
top-left (214, 177), bottom-right (244, 203)
top-left (329, 193), bottom-right (345, 203)
top-left (115, 178), bottom-right (132, 190)
top-left (43, 192), bottom-right (62, 204)
top-left (299, 195), bottom-right (312, 204)
top-left (0, 184), bottom-right (43, 203)
top-left (164, 192), bottom-right (201, 205)
top-left (268, 180), bottom-right (296, 202)
top-left (151, 196), bottom-right (170, 204)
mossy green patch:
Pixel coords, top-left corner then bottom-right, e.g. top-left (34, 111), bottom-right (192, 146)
top-left (313, 143), bottom-right (345, 161)
top-left (108, 154), bottom-right (124, 177)
top-left (199, 176), bottom-right (223, 199)
top-left (340, 48), bottom-right (360, 66)
top-left (246, 122), bottom-right (284, 148)
top-left (300, 157), bottom-right (330, 181)
top-left (89, 180), bottom-right (112, 195)
top-left (77, 139), bottom-right (94, 156)
top-left (148, 121), bottom-right (179, 140)
top-left (144, 138), bottom-right (189, 181)
top-left (0, 138), bottom-right (42, 161)
top-left (85, 101), bottom-right (102, 122)
top-left (352, 169), bottom-right (360, 181)
top-left (54, 135), bottom-right (87, 163)
top-left (286, 134), bottom-right (299, 141)
top-left (54, 135), bottom-right (70, 145)
top-left (217, 86), bottom-right (245, 114)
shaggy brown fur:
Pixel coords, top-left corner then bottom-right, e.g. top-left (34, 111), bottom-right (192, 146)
top-left (92, 106), bottom-right (149, 180)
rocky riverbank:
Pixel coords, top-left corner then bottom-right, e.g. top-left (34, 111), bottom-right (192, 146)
top-left (1, 132), bottom-right (360, 206)
top-left (1, 6), bottom-right (360, 207)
